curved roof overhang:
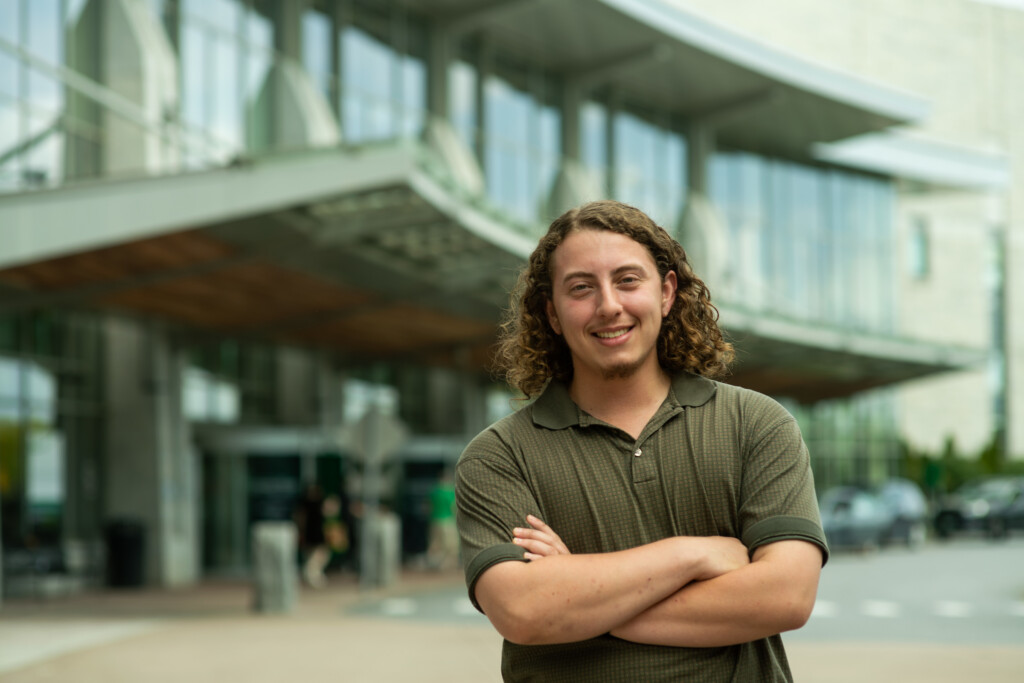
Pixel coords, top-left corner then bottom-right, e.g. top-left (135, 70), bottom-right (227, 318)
top-left (0, 141), bottom-right (984, 401)
top-left (814, 130), bottom-right (1011, 191)
top-left (0, 143), bottom-right (532, 367)
top-left (718, 305), bottom-right (986, 404)
top-left (407, 0), bottom-right (928, 155)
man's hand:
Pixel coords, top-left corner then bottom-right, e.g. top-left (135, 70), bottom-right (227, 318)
top-left (691, 536), bottom-right (750, 580)
top-left (512, 515), bottom-right (571, 560)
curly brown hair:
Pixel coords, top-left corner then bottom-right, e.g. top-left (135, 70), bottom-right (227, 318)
top-left (495, 200), bottom-right (733, 398)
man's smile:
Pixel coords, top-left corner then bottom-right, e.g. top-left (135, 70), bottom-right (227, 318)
top-left (594, 327), bottom-right (633, 339)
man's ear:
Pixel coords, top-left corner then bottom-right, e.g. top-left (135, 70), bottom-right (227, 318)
top-left (546, 299), bottom-right (562, 335)
top-left (662, 271), bottom-right (678, 317)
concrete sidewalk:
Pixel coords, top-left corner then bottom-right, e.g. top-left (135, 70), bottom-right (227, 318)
top-left (1, 572), bottom-right (1021, 682)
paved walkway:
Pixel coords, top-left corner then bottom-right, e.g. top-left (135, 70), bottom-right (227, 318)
top-left (1, 571), bottom-right (1022, 682)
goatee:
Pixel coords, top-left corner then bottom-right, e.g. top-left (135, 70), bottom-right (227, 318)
top-left (601, 359), bottom-right (645, 381)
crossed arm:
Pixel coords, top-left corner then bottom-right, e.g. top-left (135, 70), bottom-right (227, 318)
top-left (474, 516), bottom-right (822, 647)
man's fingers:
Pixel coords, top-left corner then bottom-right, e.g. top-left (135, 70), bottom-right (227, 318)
top-left (513, 536), bottom-right (556, 553)
top-left (526, 514), bottom-right (553, 532)
top-left (527, 516), bottom-right (570, 553)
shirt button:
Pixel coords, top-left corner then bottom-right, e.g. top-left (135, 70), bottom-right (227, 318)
top-left (633, 449), bottom-right (642, 457)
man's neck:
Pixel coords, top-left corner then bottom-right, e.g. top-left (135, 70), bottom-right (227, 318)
top-left (568, 367), bottom-right (672, 439)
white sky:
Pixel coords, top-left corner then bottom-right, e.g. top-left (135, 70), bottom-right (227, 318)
top-left (970, 0), bottom-right (1024, 11)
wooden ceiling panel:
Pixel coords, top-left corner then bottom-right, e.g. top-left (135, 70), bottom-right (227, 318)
top-left (0, 230), bottom-right (236, 291)
top-left (100, 263), bottom-right (372, 330)
top-left (295, 304), bottom-right (495, 355)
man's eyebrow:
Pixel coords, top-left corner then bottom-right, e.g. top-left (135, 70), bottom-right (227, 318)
top-left (560, 263), bottom-right (649, 284)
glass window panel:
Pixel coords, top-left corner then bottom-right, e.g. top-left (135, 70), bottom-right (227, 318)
top-left (26, 362), bottom-right (55, 424)
top-left (537, 103), bottom-right (560, 213)
top-left (210, 37), bottom-right (241, 152)
top-left (399, 56), bottom-right (424, 138)
top-left (303, 8), bottom-right (332, 101)
top-left (0, 1), bottom-right (19, 43)
top-left (27, 0), bottom-right (61, 64)
top-left (196, 0), bottom-right (239, 33)
top-left (342, 26), bottom-right (395, 141)
top-left (24, 109), bottom-right (63, 187)
top-left (613, 112), bottom-right (683, 228)
top-left (180, 23), bottom-right (208, 130)
top-left (485, 74), bottom-right (534, 220)
top-left (243, 10), bottom-right (272, 108)
top-left (0, 51), bottom-right (17, 98)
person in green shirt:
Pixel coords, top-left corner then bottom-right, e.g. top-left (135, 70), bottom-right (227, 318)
top-left (427, 468), bottom-right (458, 571)
top-left (456, 200), bottom-right (828, 681)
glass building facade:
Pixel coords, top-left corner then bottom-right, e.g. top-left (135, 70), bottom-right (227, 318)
top-left (0, 0), bottom-right (913, 587)
top-left (1, 0), bottom-right (897, 331)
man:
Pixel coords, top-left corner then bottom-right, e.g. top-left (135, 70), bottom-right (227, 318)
top-left (456, 200), bottom-right (827, 681)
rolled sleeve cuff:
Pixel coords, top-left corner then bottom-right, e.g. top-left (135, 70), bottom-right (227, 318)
top-left (465, 542), bottom-right (530, 613)
top-left (742, 516), bottom-right (830, 566)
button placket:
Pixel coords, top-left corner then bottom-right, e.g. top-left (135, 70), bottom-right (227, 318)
top-left (631, 442), bottom-right (656, 483)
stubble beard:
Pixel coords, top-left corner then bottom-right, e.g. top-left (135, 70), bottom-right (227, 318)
top-left (600, 348), bottom-right (656, 381)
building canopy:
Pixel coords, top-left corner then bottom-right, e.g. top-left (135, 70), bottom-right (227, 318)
top-left (0, 0), bottom-right (981, 403)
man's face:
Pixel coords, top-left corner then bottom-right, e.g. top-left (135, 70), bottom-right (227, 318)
top-left (545, 228), bottom-right (677, 383)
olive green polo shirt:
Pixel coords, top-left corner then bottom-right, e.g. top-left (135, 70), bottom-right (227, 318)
top-left (455, 373), bottom-right (828, 683)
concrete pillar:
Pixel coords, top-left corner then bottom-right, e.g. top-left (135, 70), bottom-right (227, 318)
top-left (104, 318), bottom-right (198, 587)
top-left (427, 24), bottom-right (453, 122)
top-left (65, 0), bottom-right (180, 179)
top-left (677, 121), bottom-right (729, 292)
top-left (686, 122), bottom-right (715, 198)
top-left (251, 0), bottom-right (340, 152)
top-left (545, 83), bottom-right (602, 219)
top-left (474, 41), bottom-right (494, 165)
top-left (251, 521), bottom-right (298, 612)
top-left (605, 92), bottom-right (620, 197)
top-left (561, 84), bottom-right (582, 162)
top-left (275, 347), bottom-right (318, 425)
top-left (273, 0), bottom-right (305, 61)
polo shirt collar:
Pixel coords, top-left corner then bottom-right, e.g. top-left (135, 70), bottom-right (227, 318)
top-left (532, 372), bottom-right (717, 430)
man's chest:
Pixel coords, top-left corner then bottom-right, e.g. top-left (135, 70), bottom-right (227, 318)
top-left (517, 425), bottom-right (743, 553)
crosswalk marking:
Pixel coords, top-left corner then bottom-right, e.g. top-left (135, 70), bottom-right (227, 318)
top-left (453, 598), bottom-right (479, 616)
top-left (380, 598), bottom-right (417, 616)
top-left (811, 600), bottom-right (838, 618)
top-left (934, 601), bottom-right (973, 618)
top-left (861, 600), bottom-right (901, 618)
top-left (367, 595), bottom-right (1024, 621)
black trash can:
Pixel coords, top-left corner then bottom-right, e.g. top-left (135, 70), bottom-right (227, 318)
top-left (105, 519), bottom-right (146, 587)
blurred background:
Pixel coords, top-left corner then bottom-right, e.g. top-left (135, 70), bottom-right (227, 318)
top-left (0, 0), bottom-right (1022, 680)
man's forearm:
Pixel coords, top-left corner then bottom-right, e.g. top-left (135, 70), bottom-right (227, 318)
top-left (475, 536), bottom-right (745, 645)
top-left (610, 540), bottom-right (823, 647)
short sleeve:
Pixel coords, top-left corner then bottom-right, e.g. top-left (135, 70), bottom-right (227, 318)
top-left (455, 426), bottom-right (538, 611)
top-left (737, 403), bottom-right (829, 565)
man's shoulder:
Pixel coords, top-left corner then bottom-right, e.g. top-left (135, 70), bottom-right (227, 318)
top-left (459, 402), bottom-right (544, 460)
top-left (702, 379), bottom-right (795, 424)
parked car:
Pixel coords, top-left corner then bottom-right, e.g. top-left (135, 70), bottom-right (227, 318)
top-left (933, 476), bottom-right (1024, 539)
top-left (984, 478), bottom-right (1024, 539)
top-left (819, 486), bottom-right (894, 552)
top-left (876, 478), bottom-right (929, 548)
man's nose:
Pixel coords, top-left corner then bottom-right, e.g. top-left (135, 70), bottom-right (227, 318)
top-left (596, 284), bottom-right (623, 317)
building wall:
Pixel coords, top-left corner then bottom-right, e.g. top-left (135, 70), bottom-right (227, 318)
top-left (894, 192), bottom-right (994, 454)
top-left (676, 0), bottom-right (1024, 458)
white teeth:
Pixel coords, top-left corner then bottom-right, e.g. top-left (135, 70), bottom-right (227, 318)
top-left (595, 329), bottom-right (629, 339)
